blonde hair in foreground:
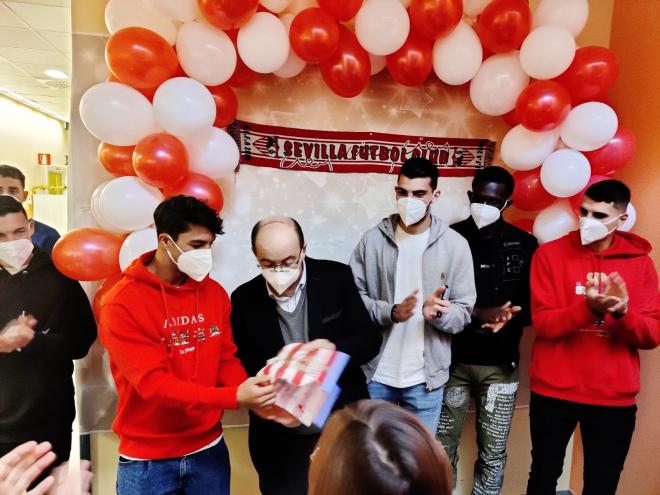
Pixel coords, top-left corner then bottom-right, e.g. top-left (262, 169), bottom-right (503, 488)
top-left (308, 399), bottom-right (453, 495)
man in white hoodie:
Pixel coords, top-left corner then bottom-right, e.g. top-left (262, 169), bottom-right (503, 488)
top-left (350, 157), bottom-right (476, 431)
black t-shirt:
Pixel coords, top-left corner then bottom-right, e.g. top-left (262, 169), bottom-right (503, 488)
top-left (451, 218), bottom-right (538, 367)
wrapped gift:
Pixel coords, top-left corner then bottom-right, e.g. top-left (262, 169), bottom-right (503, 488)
top-left (258, 343), bottom-right (350, 428)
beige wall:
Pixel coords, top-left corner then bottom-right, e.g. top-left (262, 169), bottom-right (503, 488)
top-left (0, 94), bottom-right (68, 194)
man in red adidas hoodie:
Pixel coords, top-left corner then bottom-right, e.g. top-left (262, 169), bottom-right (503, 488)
top-left (100, 196), bottom-right (276, 495)
top-left (526, 180), bottom-right (660, 495)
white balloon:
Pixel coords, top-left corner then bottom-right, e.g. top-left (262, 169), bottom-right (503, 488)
top-left (464, 0), bottom-right (491, 17)
top-left (146, 0), bottom-right (199, 22)
top-left (540, 149), bottom-right (591, 198)
top-left (105, 0), bottom-right (177, 45)
top-left (80, 82), bottom-right (158, 146)
top-left (559, 102), bottom-right (619, 152)
top-left (501, 125), bottom-right (559, 171)
top-left (91, 181), bottom-right (121, 232)
top-left (533, 0), bottom-right (589, 37)
top-left (182, 127), bottom-right (240, 179)
top-left (274, 14), bottom-right (307, 78)
top-left (618, 203), bottom-right (636, 232)
top-left (237, 13), bottom-right (290, 74)
top-left (153, 78), bottom-right (216, 137)
top-left (469, 52), bottom-right (529, 116)
top-left (355, 0), bottom-right (410, 56)
top-left (98, 177), bottom-right (163, 232)
top-left (369, 53), bottom-right (387, 75)
top-left (261, 0), bottom-right (293, 13)
top-left (533, 200), bottom-right (578, 244)
top-left (177, 22), bottom-right (237, 86)
top-left (120, 227), bottom-right (158, 270)
top-left (520, 25), bottom-right (576, 79)
top-left (433, 21), bottom-right (483, 86)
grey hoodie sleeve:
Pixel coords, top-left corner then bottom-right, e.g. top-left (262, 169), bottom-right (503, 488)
top-left (349, 237), bottom-right (394, 328)
top-left (429, 237), bottom-right (476, 335)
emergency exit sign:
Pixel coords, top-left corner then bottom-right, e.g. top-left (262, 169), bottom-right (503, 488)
top-left (37, 153), bottom-right (51, 165)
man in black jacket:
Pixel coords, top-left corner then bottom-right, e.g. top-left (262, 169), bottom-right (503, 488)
top-left (231, 216), bottom-right (382, 495)
top-left (0, 195), bottom-right (96, 464)
top-left (436, 167), bottom-right (538, 494)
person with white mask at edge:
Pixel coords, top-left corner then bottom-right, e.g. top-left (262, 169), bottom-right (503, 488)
top-left (230, 216), bottom-right (382, 495)
top-left (99, 196), bottom-right (283, 495)
top-left (526, 179), bottom-right (660, 495)
top-left (349, 157), bottom-right (476, 432)
top-left (0, 195), bottom-right (96, 487)
top-left (436, 166), bottom-right (538, 495)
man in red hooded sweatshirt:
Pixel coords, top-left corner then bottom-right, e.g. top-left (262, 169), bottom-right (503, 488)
top-left (526, 180), bottom-right (660, 495)
top-left (100, 196), bottom-right (277, 495)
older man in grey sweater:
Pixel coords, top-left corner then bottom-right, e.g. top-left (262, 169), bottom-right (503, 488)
top-left (350, 157), bottom-right (476, 431)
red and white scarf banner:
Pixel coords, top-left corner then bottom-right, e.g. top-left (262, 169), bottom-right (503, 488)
top-left (228, 120), bottom-right (495, 176)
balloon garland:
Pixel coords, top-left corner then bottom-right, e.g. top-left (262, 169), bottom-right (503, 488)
top-left (56, 0), bottom-right (637, 283)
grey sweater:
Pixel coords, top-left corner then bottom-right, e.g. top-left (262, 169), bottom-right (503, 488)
top-left (349, 214), bottom-right (476, 390)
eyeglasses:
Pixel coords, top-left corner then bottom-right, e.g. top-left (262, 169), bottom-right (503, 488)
top-left (257, 250), bottom-right (303, 271)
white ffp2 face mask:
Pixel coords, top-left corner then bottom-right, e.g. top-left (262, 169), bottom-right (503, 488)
top-left (0, 238), bottom-right (33, 272)
top-left (262, 266), bottom-right (301, 296)
top-left (397, 197), bottom-right (430, 227)
top-left (166, 236), bottom-right (213, 282)
top-left (579, 216), bottom-right (622, 245)
top-left (470, 202), bottom-right (506, 229)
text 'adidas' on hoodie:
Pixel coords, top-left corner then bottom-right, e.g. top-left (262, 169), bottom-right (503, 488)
top-left (530, 231), bottom-right (660, 407)
top-left (99, 251), bottom-right (248, 460)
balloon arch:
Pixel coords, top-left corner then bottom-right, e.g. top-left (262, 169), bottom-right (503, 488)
top-left (54, 0), bottom-right (637, 305)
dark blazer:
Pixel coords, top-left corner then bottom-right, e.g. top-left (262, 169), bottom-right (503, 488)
top-left (231, 256), bottom-right (382, 407)
top-left (230, 257), bottom-right (382, 495)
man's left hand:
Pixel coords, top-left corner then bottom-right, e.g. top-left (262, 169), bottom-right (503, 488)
top-left (422, 286), bottom-right (450, 321)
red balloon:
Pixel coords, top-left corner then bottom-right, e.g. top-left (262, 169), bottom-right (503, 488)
top-left (164, 173), bottom-right (225, 213)
top-left (93, 272), bottom-right (123, 320)
top-left (584, 127), bottom-right (636, 176)
top-left (511, 218), bottom-right (534, 234)
top-left (106, 27), bottom-right (178, 89)
top-left (569, 175), bottom-right (609, 212)
top-left (512, 169), bottom-right (556, 212)
top-left (52, 228), bottom-right (122, 281)
top-left (198, 0), bottom-right (259, 30)
top-left (554, 46), bottom-right (619, 105)
top-left (515, 81), bottom-right (571, 132)
top-left (318, 0), bottom-right (363, 21)
top-left (98, 142), bottom-right (136, 177)
top-left (290, 8), bottom-right (340, 64)
top-left (386, 34), bottom-right (433, 87)
top-left (226, 29), bottom-right (260, 87)
top-left (208, 85), bottom-right (238, 128)
top-left (320, 26), bottom-right (371, 98)
top-left (133, 133), bottom-right (189, 188)
top-left (476, 0), bottom-right (531, 54)
top-left (410, 0), bottom-right (463, 40)
top-left (502, 109), bottom-right (520, 127)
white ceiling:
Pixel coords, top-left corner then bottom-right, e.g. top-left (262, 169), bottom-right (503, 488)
top-left (0, 0), bottom-right (71, 120)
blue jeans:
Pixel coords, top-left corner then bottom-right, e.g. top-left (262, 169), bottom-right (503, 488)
top-left (368, 381), bottom-right (445, 432)
top-left (116, 438), bottom-right (230, 495)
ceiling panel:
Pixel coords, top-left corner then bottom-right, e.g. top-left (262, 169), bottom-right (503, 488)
top-left (0, 0), bottom-right (71, 120)
top-left (4, 2), bottom-right (70, 32)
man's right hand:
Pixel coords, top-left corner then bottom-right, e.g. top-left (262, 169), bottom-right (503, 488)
top-left (237, 376), bottom-right (277, 409)
top-left (393, 289), bottom-right (419, 323)
top-left (0, 314), bottom-right (37, 353)
top-left (585, 276), bottom-right (621, 317)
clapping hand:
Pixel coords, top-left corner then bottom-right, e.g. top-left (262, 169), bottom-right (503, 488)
top-left (0, 441), bottom-right (56, 495)
top-left (422, 286), bottom-right (450, 321)
top-left (479, 302), bottom-right (522, 333)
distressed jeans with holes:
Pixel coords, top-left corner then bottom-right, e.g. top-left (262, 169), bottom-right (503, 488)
top-left (436, 364), bottom-right (519, 495)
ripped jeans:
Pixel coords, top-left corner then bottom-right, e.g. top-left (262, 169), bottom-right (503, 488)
top-left (436, 364), bottom-right (519, 495)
